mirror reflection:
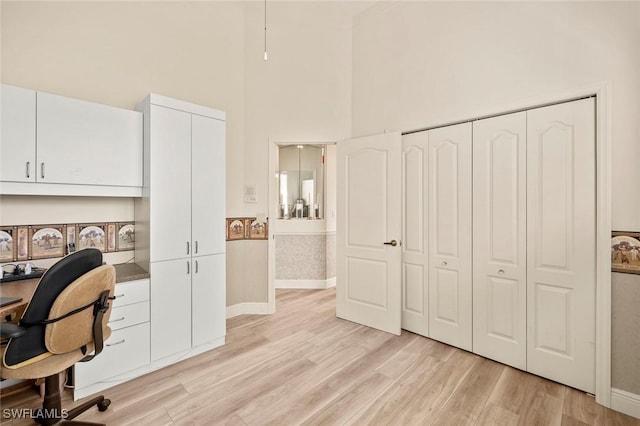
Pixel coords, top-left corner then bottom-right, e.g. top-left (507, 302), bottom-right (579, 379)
top-left (278, 145), bottom-right (324, 219)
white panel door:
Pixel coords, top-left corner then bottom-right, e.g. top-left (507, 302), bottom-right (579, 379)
top-left (149, 105), bottom-right (192, 263)
top-left (1, 85), bottom-right (36, 182)
top-left (473, 112), bottom-right (527, 369)
top-left (150, 259), bottom-right (192, 361)
top-left (192, 115), bottom-right (226, 257)
top-left (192, 254), bottom-right (226, 347)
top-left (526, 98), bottom-right (596, 393)
top-left (36, 91), bottom-right (142, 186)
top-left (337, 132), bottom-right (402, 335)
top-left (427, 123), bottom-right (472, 351)
top-left (401, 132), bottom-right (429, 337)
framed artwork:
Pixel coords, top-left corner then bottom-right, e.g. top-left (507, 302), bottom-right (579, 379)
top-left (78, 224), bottom-right (106, 252)
top-left (117, 223), bottom-right (135, 251)
top-left (0, 226), bottom-right (17, 263)
top-left (226, 218), bottom-right (245, 241)
top-left (29, 225), bottom-right (65, 259)
top-left (245, 219), bottom-right (268, 240)
top-left (16, 227), bottom-right (29, 261)
top-left (612, 231), bottom-right (640, 275)
top-left (107, 223), bottom-right (117, 252)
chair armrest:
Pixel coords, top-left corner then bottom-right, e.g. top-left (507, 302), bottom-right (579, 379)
top-left (0, 323), bottom-right (27, 339)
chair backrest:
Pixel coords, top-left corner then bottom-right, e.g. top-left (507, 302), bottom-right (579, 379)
top-left (3, 249), bottom-right (105, 368)
top-left (45, 264), bottom-right (115, 355)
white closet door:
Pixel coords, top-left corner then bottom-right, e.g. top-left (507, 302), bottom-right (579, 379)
top-left (401, 132), bottom-right (429, 336)
top-left (336, 132), bottom-right (402, 335)
top-left (428, 123), bottom-right (472, 351)
top-left (526, 98), bottom-right (596, 393)
top-left (473, 112), bottom-right (527, 369)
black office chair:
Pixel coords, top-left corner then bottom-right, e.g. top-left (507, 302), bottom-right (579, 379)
top-left (0, 248), bottom-right (115, 425)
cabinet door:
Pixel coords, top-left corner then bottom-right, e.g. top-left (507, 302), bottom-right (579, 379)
top-left (74, 322), bottom-right (150, 390)
top-left (36, 92), bottom-right (142, 186)
top-left (150, 259), bottom-right (192, 361)
top-left (473, 112), bottom-right (527, 369)
top-left (191, 254), bottom-right (225, 347)
top-left (1, 85), bottom-right (36, 182)
top-left (191, 115), bottom-right (225, 257)
top-left (427, 123), bottom-right (472, 351)
top-left (401, 131), bottom-right (429, 337)
top-left (526, 98), bottom-right (596, 393)
top-left (149, 105), bottom-right (192, 262)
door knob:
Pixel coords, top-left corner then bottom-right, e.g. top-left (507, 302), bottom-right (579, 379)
top-left (383, 240), bottom-right (398, 247)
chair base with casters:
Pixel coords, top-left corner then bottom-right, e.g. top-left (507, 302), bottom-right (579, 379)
top-left (36, 373), bottom-right (110, 426)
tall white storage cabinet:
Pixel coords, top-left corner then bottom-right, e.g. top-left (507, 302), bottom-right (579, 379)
top-left (135, 94), bottom-right (226, 364)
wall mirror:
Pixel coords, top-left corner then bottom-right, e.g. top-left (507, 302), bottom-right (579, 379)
top-left (277, 144), bottom-right (325, 219)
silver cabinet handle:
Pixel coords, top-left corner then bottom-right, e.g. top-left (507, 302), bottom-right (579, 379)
top-left (498, 269), bottom-right (505, 274)
top-left (40, 163), bottom-right (45, 179)
top-left (186, 241), bottom-right (190, 255)
top-left (115, 293), bottom-right (125, 299)
top-left (195, 241), bottom-right (198, 254)
top-left (26, 161), bottom-right (30, 178)
top-left (106, 339), bottom-right (125, 347)
top-left (383, 240), bottom-right (398, 247)
top-left (441, 261), bottom-right (448, 266)
top-left (109, 317), bottom-right (125, 323)
top-left (195, 260), bottom-right (199, 274)
top-left (187, 261), bottom-right (190, 274)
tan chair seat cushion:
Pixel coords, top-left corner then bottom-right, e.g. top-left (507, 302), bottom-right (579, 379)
top-left (0, 327), bottom-right (111, 380)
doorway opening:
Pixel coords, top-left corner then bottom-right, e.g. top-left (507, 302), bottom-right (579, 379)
top-left (268, 141), bottom-right (337, 313)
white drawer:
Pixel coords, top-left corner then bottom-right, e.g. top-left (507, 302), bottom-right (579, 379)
top-left (107, 301), bottom-right (149, 331)
top-left (112, 279), bottom-right (149, 308)
top-left (75, 322), bottom-right (150, 389)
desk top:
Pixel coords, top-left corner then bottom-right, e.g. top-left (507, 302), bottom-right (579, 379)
top-left (0, 263), bottom-right (149, 318)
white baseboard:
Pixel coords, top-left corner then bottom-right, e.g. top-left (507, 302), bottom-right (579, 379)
top-left (275, 277), bottom-right (336, 290)
top-left (611, 388), bottom-right (640, 420)
top-left (226, 302), bottom-right (271, 318)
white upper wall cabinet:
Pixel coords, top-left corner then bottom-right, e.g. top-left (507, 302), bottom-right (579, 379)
top-left (1, 85), bottom-right (36, 183)
top-left (36, 91), bottom-right (142, 187)
top-left (0, 84), bottom-right (143, 196)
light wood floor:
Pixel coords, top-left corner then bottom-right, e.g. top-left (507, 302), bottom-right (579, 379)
top-left (2, 288), bottom-right (639, 425)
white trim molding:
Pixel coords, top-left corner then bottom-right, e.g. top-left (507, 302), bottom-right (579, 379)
top-left (275, 277), bottom-right (336, 290)
top-left (226, 302), bottom-right (272, 319)
top-left (611, 388), bottom-right (640, 420)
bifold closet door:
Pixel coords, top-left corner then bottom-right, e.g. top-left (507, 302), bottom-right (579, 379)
top-left (472, 112), bottom-right (527, 370)
top-left (427, 123), bottom-right (472, 351)
top-left (526, 98), bottom-right (596, 393)
top-left (401, 132), bottom-right (429, 337)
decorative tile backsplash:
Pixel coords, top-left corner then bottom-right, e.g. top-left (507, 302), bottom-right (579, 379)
top-left (226, 217), bottom-right (268, 241)
top-left (0, 222), bottom-right (135, 262)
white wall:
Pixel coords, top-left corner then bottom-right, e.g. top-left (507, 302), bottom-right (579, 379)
top-left (351, 1), bottom-right (640, 395)
top-left (1, 1), bottom-right (359, 306)
top-left (352, 1), bottom-right (640, 231)
top-left (238, 1), bottom-right (361, 302)
top-left (1, 1), bottom-right (246, 217)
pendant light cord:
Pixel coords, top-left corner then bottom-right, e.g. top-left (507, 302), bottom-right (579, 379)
top-left (264, 0), bottom-right (268, 61)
